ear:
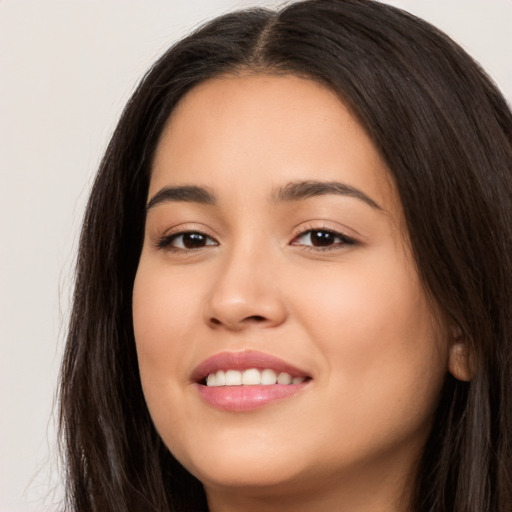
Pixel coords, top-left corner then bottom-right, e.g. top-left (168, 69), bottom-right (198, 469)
top-left (448, 340), bottom-right (474, 382)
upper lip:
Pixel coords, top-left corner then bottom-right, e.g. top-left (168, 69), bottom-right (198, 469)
top-left (191, 350), bottom-right (311, 383)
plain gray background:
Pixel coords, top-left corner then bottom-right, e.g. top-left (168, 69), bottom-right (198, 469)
top-left (1, 1), bottom-right (511, 510)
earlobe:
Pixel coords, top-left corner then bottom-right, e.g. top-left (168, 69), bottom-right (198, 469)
top-left (448, 342), bottom-right (474, 382)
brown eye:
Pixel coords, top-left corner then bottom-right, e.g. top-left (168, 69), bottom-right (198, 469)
top-left (309, 231), bottom-right (337, 246)
top-left (158, 231), bottom-right (218, 250)
top-left (180, 233), bottom-right (210, 248)
top-left (291, 229), bottom-right (355, 249)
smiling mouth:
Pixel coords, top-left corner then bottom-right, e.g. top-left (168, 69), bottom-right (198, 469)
top-left (193, 351), bottom-right (312, 410)
top-left (203, 368), bottom-right (309, 387)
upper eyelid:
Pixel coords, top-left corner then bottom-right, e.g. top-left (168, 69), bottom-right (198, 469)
top-left (290, 221), bottom-right (356, 240)
top-left (153, 226), bottom-right (219, 251)
top-left (171, 231), bottom-right (217, 241)
top-left (163, 230), bottom-right (218, 244)
top-left (159, 223), bottom-right (218, 239)
top-left (294, 228), bottom-right (347, 238)
top-left (291, 228), bottom-right (355, 245)
top-left (159, 226), bottom-right (349, 239)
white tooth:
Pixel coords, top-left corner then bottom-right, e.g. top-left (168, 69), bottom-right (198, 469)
top-left (277, 372), bottom-right (292, 385)
top-left (215, 370), bottom-right (226, 386)
top-left (225, 370), bottom-right (242, 386)
top-left (242, 368), bottom-right (261, 385)
top-left (292, 376), bottom-right (305, 384)
top-left (261, 369), bottom-right (277, 385)
top-left (206, 373), bottom-right (217, 387)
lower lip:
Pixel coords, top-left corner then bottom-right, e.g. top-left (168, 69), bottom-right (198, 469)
top-left (196, 383), bottom-right (309, 411)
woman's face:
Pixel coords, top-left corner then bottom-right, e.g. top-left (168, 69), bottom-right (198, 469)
top-left (133, 74), bottom-right (451, 506)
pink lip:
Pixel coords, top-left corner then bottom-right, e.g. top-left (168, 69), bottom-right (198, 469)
top-left (191, 351), bottom-right (311, 412)
top-left (196, 383), bottom-right (309, 411)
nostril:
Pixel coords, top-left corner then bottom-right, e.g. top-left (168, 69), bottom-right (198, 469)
top-left (209, 315), bottom-right (266, 327)
top-left (245, 315), bottom-right (266, 323)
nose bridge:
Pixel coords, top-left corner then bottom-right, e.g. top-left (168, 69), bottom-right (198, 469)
top-left (204, 234), bottom-right (286, 330)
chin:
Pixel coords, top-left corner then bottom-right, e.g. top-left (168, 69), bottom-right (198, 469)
top-left (174, 436), bottom-right (312, 492)
top-left (197, 464), bottom-right (299, 490)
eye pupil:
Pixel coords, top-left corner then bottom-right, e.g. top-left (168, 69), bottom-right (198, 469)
top-left (183, 233), bottom-right (207, 248)
top-left (311, 231), bottom-right (335, 246)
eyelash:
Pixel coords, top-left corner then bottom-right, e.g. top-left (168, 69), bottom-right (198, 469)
top-left (156, 226), bottom-right (356, 254)
top-left (156, 230), bottom-right (217, 253)
top-left (290, 227), bottom-right (356, 252)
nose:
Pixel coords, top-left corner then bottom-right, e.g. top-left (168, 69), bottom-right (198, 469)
top-left (203, 245), bottom-right (287, 331)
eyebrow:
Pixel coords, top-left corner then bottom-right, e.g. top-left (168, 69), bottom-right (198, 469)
top-left (146, 180), bottom-right (382, 211)
top-left (272, 180), bottom-right (382, 209)
top-left (146, 185), bottom-right (216, 210)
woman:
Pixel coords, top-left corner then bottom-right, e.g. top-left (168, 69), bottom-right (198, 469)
top-left (59, 0), bottom-right (512, 511)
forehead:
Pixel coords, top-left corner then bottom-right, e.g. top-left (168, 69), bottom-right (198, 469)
top-left (150, 73), bottom-right (397, 212)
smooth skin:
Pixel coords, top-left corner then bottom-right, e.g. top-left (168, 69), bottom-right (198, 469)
top-left (133, 74), bottom-right (462, 512)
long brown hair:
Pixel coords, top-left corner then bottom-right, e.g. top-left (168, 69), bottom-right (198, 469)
top-left (59, 1), bottom-right (512, 510)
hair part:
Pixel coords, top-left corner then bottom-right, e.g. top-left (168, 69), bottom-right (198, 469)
top-left (59, 1), bottom-right (512, 511)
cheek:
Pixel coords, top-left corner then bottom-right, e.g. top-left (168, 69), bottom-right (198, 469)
top-left (295, 254), bottom-right (431, 340)
top-left (133, 259), bottom-right (198, 340)
top-left (132, 260), bottom-right (204, 446)
top-left (291, 253), bottom-right (447, 409)
top-left (132, 261), bottom-right (202, 389)
top-left (292, 262), bottom-right (447, 466)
